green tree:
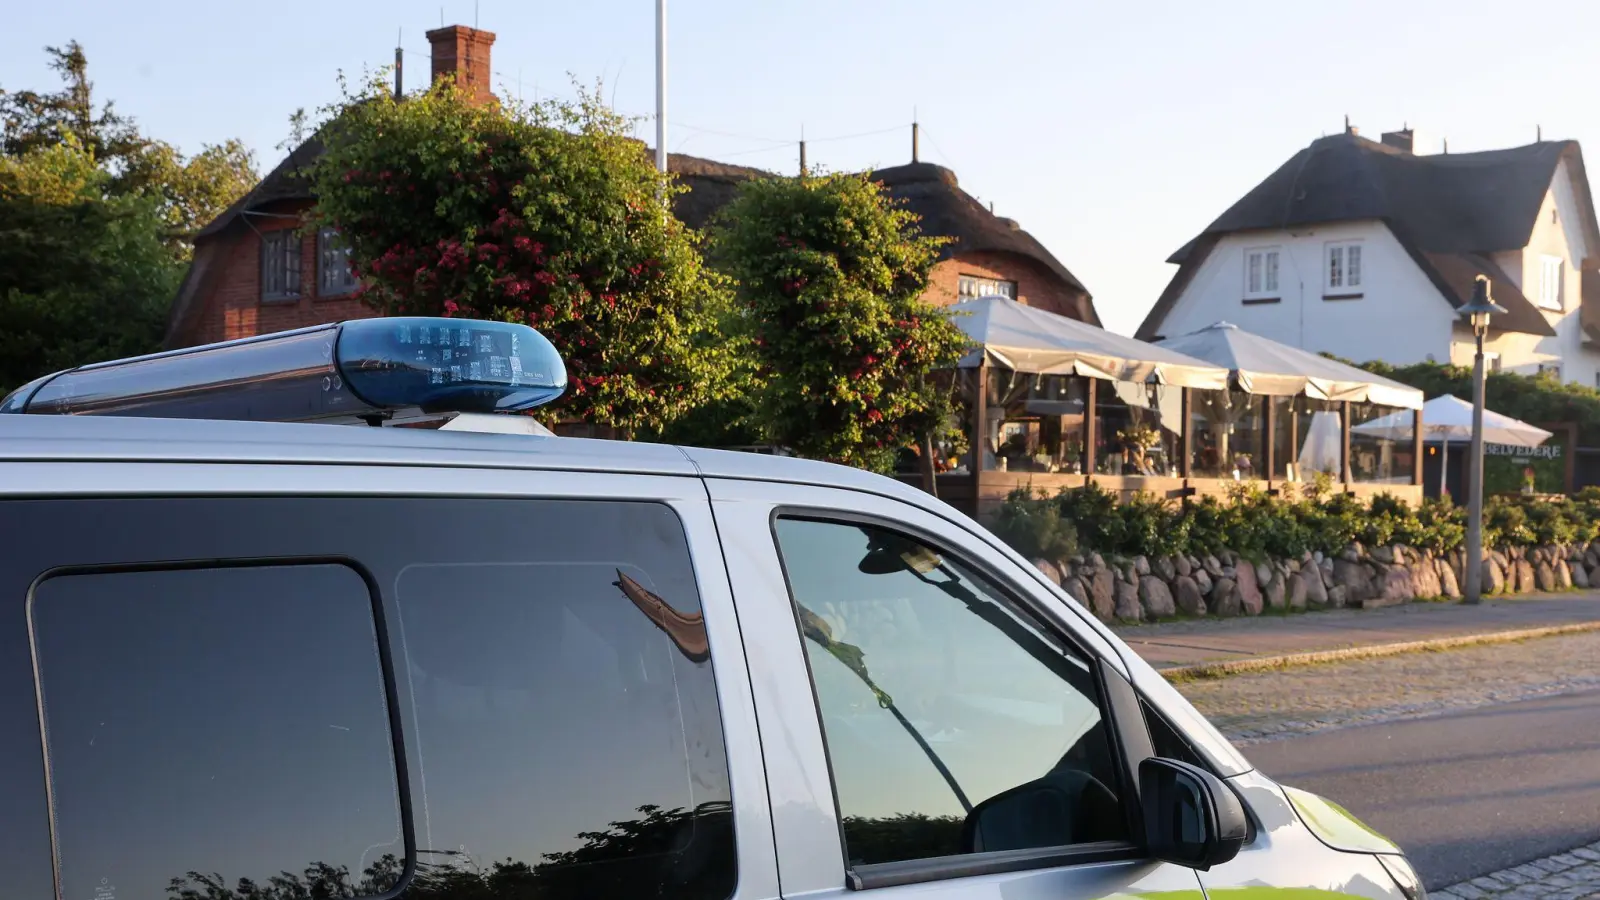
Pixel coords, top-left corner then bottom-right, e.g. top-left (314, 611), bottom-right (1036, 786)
top-left (711, 172), bottom-right (970, 472)
top-left (117, 138), bottom-right (259, 249)
top-left (0, 42), bottom-right (143, 162)
top-left (309, 76), bottom-right (739, 436)
top-left (2, 41), bottom-right (258, 257)
top-left (0, 140), bottom-right (178, 394)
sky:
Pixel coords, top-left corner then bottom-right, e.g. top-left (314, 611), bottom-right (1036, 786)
top-left (5, 0), bottom-right (1600, 336)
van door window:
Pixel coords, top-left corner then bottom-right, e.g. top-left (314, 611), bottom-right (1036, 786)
top-left (773, 517), bottom-right (1129, 869)
top-left (31, 563), bottom-right (405, 900)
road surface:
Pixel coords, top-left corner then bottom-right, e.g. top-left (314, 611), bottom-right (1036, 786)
top-left (1245, 687), bottom-right (1600, 890)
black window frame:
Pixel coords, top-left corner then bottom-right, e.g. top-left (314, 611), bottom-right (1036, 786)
top-left (27, 555), bottom-right (415, 900)
top-left (767, 507), bottom-right (1153, 890)
top-left (261, 229), bottom-right (302, 302)
top-left (318, 226), bottom-right (358, 297)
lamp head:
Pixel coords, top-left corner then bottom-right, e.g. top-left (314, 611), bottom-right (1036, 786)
top-left (1460, 275), bottom-right (1508, 336)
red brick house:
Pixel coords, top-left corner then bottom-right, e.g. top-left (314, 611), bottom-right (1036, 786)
top-left (165, 24), bottom-right (1099, 350)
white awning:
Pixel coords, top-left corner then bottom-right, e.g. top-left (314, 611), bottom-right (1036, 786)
top-left (1154, 322), bottom-right (1424, 409)
top-left (1353, 394), bottom-right (1551, 445)
top-left (949, 295), bottom-right (1230, 390)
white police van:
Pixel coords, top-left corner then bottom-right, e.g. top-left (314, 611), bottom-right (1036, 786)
top-left (0, 318), bottom-right (1424, 900)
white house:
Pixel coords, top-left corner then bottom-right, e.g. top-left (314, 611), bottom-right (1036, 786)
top-left (1137, 126), bottom-right (1600, 386)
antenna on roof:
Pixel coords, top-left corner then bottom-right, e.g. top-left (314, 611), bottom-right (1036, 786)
top-left (394, 29), bottom-right (403, 97)
top-left (1537, 124), bottom-right (1543, 142)
top-left (912, 107), bottom-right (920, 164)
top-left (799, 124), bottom-right (807, 178)
top-left (1443, 137), bottom-right (1449, 154)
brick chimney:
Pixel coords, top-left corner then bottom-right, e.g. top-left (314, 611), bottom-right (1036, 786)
top-left (425, 25), bottom-right (496, 105)
top-left (1382, 128), bottom-right (1415, 154)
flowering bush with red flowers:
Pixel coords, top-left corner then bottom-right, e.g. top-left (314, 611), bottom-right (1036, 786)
top-left (308, 76), bottom-right (739, 436)
top-left (710, 172), bottom-right (970, 473)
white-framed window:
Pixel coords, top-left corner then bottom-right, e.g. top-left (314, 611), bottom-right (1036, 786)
top-left (1539, 362), bottom-right (1562, 382)
top-left (1539, 256), bottom-right (1564, 310)
top-left (958, 274), bottom-right (1017, 300)
top-left (1243, 246), bottom-right (1281, 300)
top-left (1326, 241), bottom-right (1363, 293)
top-left (318, 227), bottom-right (358, 297)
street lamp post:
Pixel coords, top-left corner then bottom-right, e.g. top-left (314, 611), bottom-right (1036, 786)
top-left (1461, 275), bottom-right (1507, 604)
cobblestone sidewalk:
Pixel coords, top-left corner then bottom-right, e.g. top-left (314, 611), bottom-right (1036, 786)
top-left (1433, 841), bottom-right (1600, 900)
top-left (1176, 630), bottom-right (1600, 742)
top-left (1118, 594), bottom-right (1600, 669)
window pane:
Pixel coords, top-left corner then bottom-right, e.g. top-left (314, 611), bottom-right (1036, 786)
top-left (776, 519), bottom-right (1126, 866)
top-left (1350, 402), bottom-right (1413, 484)
top-left (981, 371), bottom-right (1087, 473)
top-left (1328, 246), bottom-right (1343, 288)
top-left (32, 564), bottom-right (404, 900)
top-left (1346, 245), bottom-right (1362, 287)
top-left (320, 227), bottom-right (355, 294)
top-left (1247, 253), bottom-right (1261, 293)
top-left (1189, 390), bottom-right (1265, 478)
top-left (1265, 251), bottom-right (1279, 292)
top-left (1273, 397), bottom-right (1343, 481)
top-left (391, 500), bottom-right (735, 900)
top-left (1094, 380), bottom-right (1183, 477)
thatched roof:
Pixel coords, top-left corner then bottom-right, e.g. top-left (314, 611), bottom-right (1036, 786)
top-left (171, 139), bottom-right (1099, 344)
top-left (1139, 133), bottom-right (1599, 339)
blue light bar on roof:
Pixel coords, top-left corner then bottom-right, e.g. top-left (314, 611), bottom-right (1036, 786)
top-left (0, 317), bottom-right (567, 423)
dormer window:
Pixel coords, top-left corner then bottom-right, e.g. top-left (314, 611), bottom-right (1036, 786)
top-left (959, 274), bottom-right (1016, 300)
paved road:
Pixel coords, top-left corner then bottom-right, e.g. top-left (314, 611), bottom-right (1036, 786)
top-left (1245, 687), bottom-right (1600, 890)
top-left (1117, 594), bottom-right (1600, 668)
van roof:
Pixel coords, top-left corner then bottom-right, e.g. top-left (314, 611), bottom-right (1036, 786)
top-left (0, 414), bottom-right (939, 508)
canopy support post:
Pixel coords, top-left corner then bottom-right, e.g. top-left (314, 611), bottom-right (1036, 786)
top-left (972, 359), bottom-right (989, 481)
top-left (1264, 396), bottom-right (1277, 486)
top-left (1084, 377), bottom-right (1098, 479)
top-left (1412, 409), bottom-right (1425, 491)
top-left (1341, 401), bottom-right (1353, 490)
top-left (1179, 388), bottom-right (1193, 481)
top-left (1440, 433), bottom-right (1449, 499)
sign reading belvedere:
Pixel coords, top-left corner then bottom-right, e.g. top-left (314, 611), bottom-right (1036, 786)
top-left (1483, 436), bottom-right (1567, 494)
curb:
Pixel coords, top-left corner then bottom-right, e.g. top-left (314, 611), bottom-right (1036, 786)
top-left (1158, 620), bottom-right (1600, 682)
top-left (1431, 838), bottom-right (1600, 899)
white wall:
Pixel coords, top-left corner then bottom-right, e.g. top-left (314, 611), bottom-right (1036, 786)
top-left (1156, 220), bottom-right (1456, 365)
top-left (1458, 159), bottom-right (1600, 386)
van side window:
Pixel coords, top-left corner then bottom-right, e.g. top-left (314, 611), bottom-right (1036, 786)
top-left (31, 563), bottom-right (405, 900)
top-left (386, 499), bottom-right (734, 900)
top-left (773, 517), bottom-right (1129, 869)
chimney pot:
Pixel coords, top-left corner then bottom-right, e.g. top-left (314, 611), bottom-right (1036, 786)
top-left (425, 25), bottom-right (497, 106)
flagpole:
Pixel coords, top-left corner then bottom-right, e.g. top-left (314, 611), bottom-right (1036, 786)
top-left (655, 0), bottom-right (667, 174)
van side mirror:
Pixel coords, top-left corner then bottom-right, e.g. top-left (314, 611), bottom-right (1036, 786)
top-left (1140, 757), bottom-right (1248, 870)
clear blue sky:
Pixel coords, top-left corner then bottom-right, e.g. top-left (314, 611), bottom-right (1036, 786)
top-left (5, 0), bottom-right (1597, 335)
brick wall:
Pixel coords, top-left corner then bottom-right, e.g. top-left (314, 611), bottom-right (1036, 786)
top-left (185, 224), bottom-right (1090, 347)
top-left (189, 202), bottom-right (374, 346)
top-left (925, 250), bottom-right (1090, 320)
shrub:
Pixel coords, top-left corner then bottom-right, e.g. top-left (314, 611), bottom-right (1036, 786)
top-left (988, 482), bottom-right (1600, 565)
top-left (991, 488), bottom-right (1079, 564)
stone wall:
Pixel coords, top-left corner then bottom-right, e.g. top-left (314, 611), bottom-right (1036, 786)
top-left (1031, 539), bottom-right (1600, 623)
